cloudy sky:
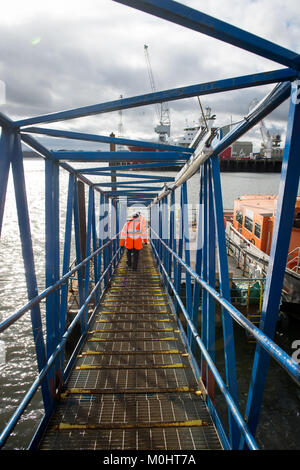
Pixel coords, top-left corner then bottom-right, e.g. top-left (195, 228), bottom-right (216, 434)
top-left (0, 0), bottom-right (299, 151)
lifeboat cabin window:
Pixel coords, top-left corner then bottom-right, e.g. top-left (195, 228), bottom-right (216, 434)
top-left (254, 222), bottom-right (261, 239)
top-left (244, 216), bottom-right (253, 233)
top-left (236, 210), bottom-right (243, 225)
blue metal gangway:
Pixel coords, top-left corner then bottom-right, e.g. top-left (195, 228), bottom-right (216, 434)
top-left (0, 0), bottom-right (299, 451)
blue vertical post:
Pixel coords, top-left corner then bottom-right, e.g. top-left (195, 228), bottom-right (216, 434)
top-left (181, 182), bottom-right (192, 342)
top-left (11, 133), bottom-right (52, 410)
top-left (115, 199), bottom-right (120, 263)
top-left (119, 196), bottom-right (127, 246)
top-left (108, 199), bottom-right (112, 277)
top-left (77, 179), bottom-right (87, 329)
top-left (111, 199), bottom-right (116, 271)
top-left (169, 191), bottom-right (176, 248)
top-left (149, 204), bottom-right (153, 253)
top-left (162, 196), bottom-right (169, 276)
top-left (92, 190), bottom-right (99, 305)
top-left (150, 203), bottom-right (155, 260)
top-left (153, 202), bottom-right (159, 258)
top-left (211, 155), bottom-right (239, 449)
top-left (174, 187), bottom-right (183, 315)
top-left (98, 193), bottom-right (104, 293)
top-left (244, 82), bottom-right (300, 443)
top-left (191, 167), bottom-right (203, 353)
top-left (158, 199), bottom-right (162, 272)
top-left (73, 179), bottom-right (85, 333)
top-left (201, 162), bottom-right (208, 385)
top-left (161, 197), bottom-right (165, 270)
top-left (60, 173), bottom-right (75, 365)
top-left (45, 158), bottom-right (61, 392)
top-left (164, 194), bottom-right (170, 279)
top-left (154, 202), bottom-right (158, 258)
top-left (168, 191), bottom-right (175, 281)
top-left (115, 198), bottom-right (119, 264)
top-left (103, 196), bottom-right (109, 288)
top-left (109, 199), bottom-right (113, 277)
top-left (83, 186), bottom-right (95, 327)
top-left (206, 162), bottom-right (216, 402)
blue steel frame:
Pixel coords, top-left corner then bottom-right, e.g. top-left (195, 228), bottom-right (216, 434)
top-left (0, 0), bottom-right (299, 450)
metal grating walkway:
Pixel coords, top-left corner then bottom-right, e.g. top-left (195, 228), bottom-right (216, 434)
top-left (39, 246), bottom-right (222, 450)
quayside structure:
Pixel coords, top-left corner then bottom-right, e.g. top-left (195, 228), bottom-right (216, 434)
top-left (0, 0), bottom-right (300, 451)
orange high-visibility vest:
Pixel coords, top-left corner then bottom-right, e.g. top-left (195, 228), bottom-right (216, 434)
top-left (120, 216), bottom-right (148, 250)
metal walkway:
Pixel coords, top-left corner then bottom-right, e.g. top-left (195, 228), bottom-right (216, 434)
top-left (1, 0), bottom-right (300, 451)
top-left (38, 246), bottom-right (222, 450)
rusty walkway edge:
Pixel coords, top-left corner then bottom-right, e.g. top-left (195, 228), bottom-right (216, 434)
top-left (38, 246), bottom-right (222, 451)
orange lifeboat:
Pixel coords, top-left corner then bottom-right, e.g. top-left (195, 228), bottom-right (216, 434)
top-left (232, 194), bottom-right (300, 271)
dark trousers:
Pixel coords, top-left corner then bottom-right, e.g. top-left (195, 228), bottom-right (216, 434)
top-left (127, 248), bottom-right (139, 269)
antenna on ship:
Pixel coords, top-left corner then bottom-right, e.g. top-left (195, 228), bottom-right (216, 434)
top-left (197, 96), bottom-right (209, 132)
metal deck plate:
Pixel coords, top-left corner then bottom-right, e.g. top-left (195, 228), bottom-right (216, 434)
top-left (39, 246), bottom-right (222, 450)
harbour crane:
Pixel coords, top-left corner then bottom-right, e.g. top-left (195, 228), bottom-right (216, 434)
top-left (248, 98), bottom-right (281, 159)
top-left (259, 119), bottom-right (273, 159)
top-left (144, 44), bottom-right (171, 142)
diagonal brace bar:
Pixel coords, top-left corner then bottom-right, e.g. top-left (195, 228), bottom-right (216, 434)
top-left (113, 0), bottom-right (300, 70)
top-left (14, 68), bottom-right (297, 127)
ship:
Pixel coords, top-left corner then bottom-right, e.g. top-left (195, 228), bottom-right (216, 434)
top-left (127, 107), bottom-right (216, 153)
top-left (225, 194), bottom-right (300, 317)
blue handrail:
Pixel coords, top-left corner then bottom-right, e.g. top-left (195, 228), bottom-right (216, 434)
top-left (0, 236), bottom-right (118, 334)
top-left (151, 237), bottom-right (259, 450)
top-left (151, 227), bottom-right (300, 385)
top-left (0, 241), bottom-right (120, 449)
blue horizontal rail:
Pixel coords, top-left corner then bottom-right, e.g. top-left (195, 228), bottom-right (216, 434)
top-left (91, 173), bottom-right (175, 181)
top-left (78, 162), bottom-right (184, 172)
top-left (51, 151), bottom-right (190, 161)
top-left (21, 126), bottom-right (194, 153)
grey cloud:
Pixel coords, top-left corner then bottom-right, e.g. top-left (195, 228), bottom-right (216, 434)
top-left (0, 0), bottom-right (298, 147)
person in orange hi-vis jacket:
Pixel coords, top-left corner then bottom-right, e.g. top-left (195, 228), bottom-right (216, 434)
top-left (120, 212), bottom-right (148, 271)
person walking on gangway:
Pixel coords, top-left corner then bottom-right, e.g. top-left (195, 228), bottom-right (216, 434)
top-left (120, 212), bottom-right (148, 271)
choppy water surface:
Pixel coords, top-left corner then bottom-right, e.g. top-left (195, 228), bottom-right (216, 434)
top-left (0, 160), bottom-right (299, 449)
